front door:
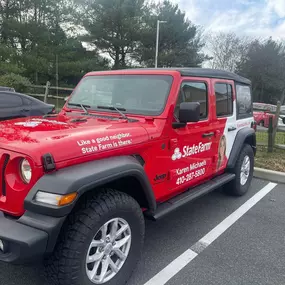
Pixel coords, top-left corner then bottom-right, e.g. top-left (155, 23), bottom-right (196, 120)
top-left (168, 78), bottom-right (216, 192)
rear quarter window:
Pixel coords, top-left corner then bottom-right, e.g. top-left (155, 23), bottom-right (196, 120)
top-left (236, 84), bottom-right (252, 119)
top-left (23, 97), bottom-right (32, 105)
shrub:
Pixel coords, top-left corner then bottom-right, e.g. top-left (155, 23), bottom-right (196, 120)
top-left (0, 73), bottom-right (31, 93)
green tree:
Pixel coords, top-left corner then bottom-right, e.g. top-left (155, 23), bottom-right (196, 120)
top-left (56, 38), bottom-right (110, 86)
top-left (0, 43), bottom-right (24, 75)
top-left (237, 38), bottom-right (285, 104)
top-left (207, 32), bottom-right (249, 72)
top-left (0, 73), bottom-right (31, 92)
top-left (134, 0), bottom-right (208, 68)
top-left (0, 0), bottom-right (109, 86)
top-left (78, 0), bottom-right (146, 69)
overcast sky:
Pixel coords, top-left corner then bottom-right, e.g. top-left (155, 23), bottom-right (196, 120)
top-left (154, 0), bottom-right (285, 40)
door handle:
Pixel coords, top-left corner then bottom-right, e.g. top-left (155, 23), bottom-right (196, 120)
top-left (202, 132), bottom-right (214, 138)
top-left (228, 126), bottom-right (237, 132)
top-left (21, 109), bottom-right (29, 112)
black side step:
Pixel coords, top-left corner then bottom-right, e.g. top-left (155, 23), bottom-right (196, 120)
top-left (145, 173), bottom-right (235, 221)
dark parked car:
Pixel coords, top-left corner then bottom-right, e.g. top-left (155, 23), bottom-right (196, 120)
top-left (0, 91), bottom-right (55, 121)
top-left (0, 86), bottom-right (15, 92)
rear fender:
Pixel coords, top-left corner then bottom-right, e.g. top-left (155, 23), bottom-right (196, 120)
top-left (227, 128), bottom-right (256, 169)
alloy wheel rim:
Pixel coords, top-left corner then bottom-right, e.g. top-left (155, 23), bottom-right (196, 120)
top-left (86, 217), bottom-right (132, 284)
top-left (240, 155), bottom-right (250, 186)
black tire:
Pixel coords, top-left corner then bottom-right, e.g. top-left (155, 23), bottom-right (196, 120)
top-left (226, 144), bottom-right (254, 196)
top-left (45, 189), bottom-right (145, 285)
top-left (260, 120), bottom-right (264, 127)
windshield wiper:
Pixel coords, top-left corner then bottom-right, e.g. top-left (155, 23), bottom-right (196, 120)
top-left (68, 103), bottom-right (91, 115)
top-left (97, 105), bottom-right (130, 121)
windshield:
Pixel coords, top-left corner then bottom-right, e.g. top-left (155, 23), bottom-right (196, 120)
top-left (67, 74), bottom-right (173, 116)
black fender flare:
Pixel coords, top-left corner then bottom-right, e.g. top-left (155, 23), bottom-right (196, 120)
top-left (227, 127), bottom-right (256, 169)
top-left (24, 155), bottom-right (156, 217)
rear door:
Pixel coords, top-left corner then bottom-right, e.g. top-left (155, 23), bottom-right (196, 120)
top-left (212, 79), bottom-right (236, 173)
top-left (0, 92), bottom-right (25, 120)
top-left (212, 80), bottom-right (254, 174)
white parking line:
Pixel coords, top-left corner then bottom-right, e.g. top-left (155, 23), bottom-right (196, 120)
top-left (143, 182), bottom-right (277, 285)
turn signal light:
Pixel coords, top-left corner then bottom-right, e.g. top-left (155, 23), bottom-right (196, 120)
top-left (58, 193), bottom-right (78, 206)
top-left (34, 191), bottom-right (77, 206)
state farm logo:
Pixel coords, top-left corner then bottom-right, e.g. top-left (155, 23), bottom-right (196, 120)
top-left (171, 142), bottom-right (212, 161)
top-left (172, 148), bottom-right (182, 161)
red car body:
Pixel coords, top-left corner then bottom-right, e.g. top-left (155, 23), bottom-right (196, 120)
top-left (253, 110), bottom-right (274, 127)
top-left (0, 69), bottom-right (256, 285)
top-left (0, 69), bottom-right (254, 216)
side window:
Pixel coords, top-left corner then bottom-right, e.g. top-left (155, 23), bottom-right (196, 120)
top-left (175, 81), bottom-right (208, 120)
top-left (23, 97), bottom-right (32, 105)
top-left (236, 84), bottom-right (252, 118)
top-left (215, 83), bottom-right (233, 117)
top-left (0, 93), bottom-right (23, 108)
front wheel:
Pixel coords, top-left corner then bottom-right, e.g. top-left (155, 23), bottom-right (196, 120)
top-left (45, 189), bottom-right (145, 285)
top-left (226, 144), bottom-right (254, 196)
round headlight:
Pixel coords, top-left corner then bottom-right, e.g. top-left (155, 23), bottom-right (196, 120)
top-left (20, 159), bottom-right (32, 183)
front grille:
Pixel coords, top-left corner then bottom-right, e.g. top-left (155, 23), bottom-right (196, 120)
top-left (0, 154), bottom-right (10, 196)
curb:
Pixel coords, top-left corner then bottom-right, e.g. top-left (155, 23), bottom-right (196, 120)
top-left (254, 167), bottom-right (285, 184)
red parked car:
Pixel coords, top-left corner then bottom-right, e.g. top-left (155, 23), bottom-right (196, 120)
top-left (253, 102), bottom-right (285, 128)
top-left (253, 110), bottom-right (274, 127)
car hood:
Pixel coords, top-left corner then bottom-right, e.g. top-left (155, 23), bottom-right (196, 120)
top-left (0, 114), bottom-right (150, 165)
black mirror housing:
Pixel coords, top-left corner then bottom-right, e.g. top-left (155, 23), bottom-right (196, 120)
top-left (179, 102), bottom-right (200, 123)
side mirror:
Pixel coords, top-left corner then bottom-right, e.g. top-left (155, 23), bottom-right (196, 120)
top-left (173, 102), bottom-right (200, 129)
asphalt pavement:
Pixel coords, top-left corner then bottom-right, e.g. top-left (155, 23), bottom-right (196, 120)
top-left (0, 178), bottom-right (284, 285)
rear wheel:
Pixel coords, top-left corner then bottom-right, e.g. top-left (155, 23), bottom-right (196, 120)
top-left (45, 189), bottom-right (145, 285)
top-left (259, 120), bottom-right (264, 127)
top-left (226, 144), bottom-right (254, 196)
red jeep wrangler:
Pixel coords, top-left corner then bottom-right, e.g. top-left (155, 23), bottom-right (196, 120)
top-left (0, 68), bottom-right (256, 285)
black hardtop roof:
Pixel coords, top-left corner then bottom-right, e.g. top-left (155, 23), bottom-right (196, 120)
top-left (178, 68), bottom-right (251, 85)
top-left (124, 67), bottom-right (251, 85)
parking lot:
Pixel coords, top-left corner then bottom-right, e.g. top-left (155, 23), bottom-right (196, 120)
top-left (1, 178), bottom-right (284, 285)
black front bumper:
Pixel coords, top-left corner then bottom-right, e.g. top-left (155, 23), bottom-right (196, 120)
top-left (0, 211), bottom-right (65, 264)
